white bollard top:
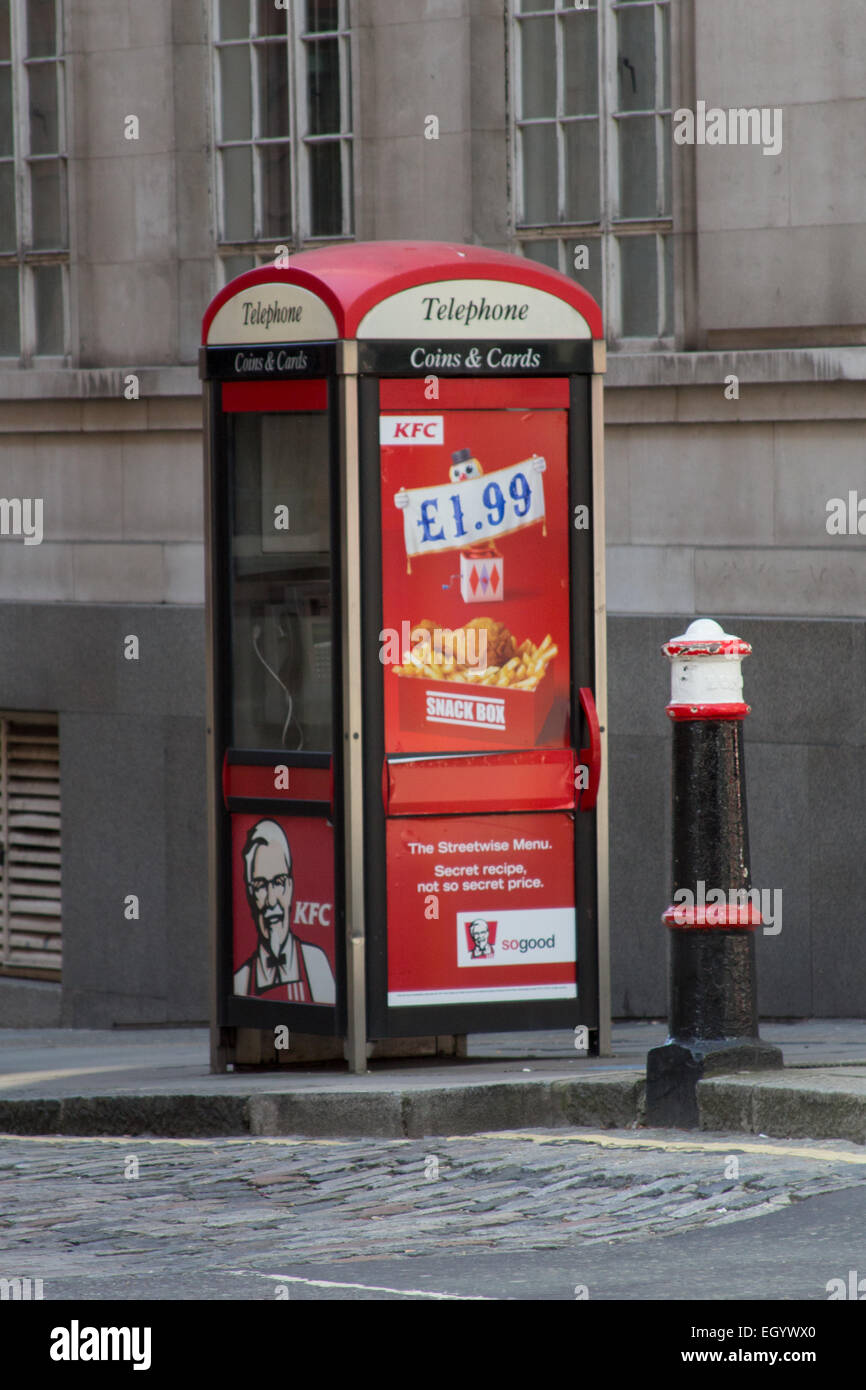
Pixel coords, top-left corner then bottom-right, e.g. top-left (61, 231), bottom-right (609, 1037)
top-left (663, 619), bottom-right (752, 720)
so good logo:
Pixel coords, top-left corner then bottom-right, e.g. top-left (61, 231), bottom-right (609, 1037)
top-left (457, 908), bottom-right (576, 969)
top-left (501, 935), bottom-right (556, 954)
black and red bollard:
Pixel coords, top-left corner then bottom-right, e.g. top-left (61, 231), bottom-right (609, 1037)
top-left (646, 619), bottom-right (782, 1128)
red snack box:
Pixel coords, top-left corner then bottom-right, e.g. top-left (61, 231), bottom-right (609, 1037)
top-left (395, 662), bottom-right (556, 752)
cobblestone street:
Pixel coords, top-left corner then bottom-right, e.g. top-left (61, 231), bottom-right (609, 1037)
top-left (3, 1129), bottom-right (865, 1299)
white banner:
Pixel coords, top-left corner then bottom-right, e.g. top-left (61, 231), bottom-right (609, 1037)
top-left (394, 457), bottom-right (546, 559)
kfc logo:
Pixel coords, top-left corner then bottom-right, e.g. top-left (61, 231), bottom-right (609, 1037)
top-left (293, 901), bottom-right (332, 927)
top-left (380, 416), bottom-right (444, 445)
top-left (465, 918), bottom-right (497, 959)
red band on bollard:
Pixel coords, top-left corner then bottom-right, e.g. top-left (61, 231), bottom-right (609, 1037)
top-left (663, 636), bottom-right (752, 659)
top-left (666, 702), bottom-right (750, 722)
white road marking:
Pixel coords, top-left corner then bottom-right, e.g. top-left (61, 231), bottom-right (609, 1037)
top-left (0, 1133), bottom-right (356, 1148)
top-left (232, 1271), bottom-right (494, 1300)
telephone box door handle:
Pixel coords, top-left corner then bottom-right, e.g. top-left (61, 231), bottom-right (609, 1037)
top-left (578, 686), bottom-right (602, 812)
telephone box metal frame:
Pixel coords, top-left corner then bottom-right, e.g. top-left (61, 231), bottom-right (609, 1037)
top-left (201, 242), bottom-right (609, 1074)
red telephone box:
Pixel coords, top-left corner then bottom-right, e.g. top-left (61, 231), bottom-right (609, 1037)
top-left (201, 242), bottom-right (609, 1072)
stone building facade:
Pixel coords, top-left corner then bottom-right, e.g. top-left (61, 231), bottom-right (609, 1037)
top-left (0, 0), bottom-right (863, 1026)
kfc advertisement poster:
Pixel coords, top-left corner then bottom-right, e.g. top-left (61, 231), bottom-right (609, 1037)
top-left (231, 813), bottom-right (336, 1006)
top-left (380, 407), bottom-right (571, 754)
top-left (386, 811), bottom-right (577, 1006)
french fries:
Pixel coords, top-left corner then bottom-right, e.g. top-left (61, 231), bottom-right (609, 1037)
top-left (393, 621), bottom-right (557, 692)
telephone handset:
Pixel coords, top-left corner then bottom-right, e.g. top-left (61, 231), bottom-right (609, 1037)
top-left (250, 596), bottom-right (332, 750)
top-left (252, 610), bottom-right (302, 750)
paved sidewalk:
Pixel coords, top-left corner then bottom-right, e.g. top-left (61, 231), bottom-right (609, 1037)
top-left (0, 1020), bottom-right (865, 1141)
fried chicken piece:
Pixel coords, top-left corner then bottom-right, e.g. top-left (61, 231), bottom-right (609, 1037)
top-left (462, 616), bottom-right (516, 667)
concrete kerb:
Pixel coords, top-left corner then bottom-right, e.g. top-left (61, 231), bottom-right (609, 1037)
top-left (1, 1071), bottom-right (864, 1142)
top-left (0, 1095), bottom-right (252, 1138)
top-left (699, 1073), bottom-right (866, 1144)
top-left (243, 1075), bottom-right (646, 1137)
top-left (0, 1075), bottom-right (646, 1140)
top-left (249, 1091), bottom-right (405, 1139)
top-left (553, 1075), bottom-right (646, 1130)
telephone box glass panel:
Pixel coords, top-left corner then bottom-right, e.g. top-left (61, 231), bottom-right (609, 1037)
top-left (229, 411), bottom-right (332, 752)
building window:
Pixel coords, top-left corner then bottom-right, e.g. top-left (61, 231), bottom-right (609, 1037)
top-left (512, 0), bottom-right (673, 345)
top-left (0, 713), bottom-right (62, 980)
top-left (213, 0), bottom-right (353, 285)
top-left (0, 0), bottom-right (68, 361)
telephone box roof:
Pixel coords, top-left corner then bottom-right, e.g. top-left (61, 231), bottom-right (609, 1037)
top-left (201, 239), bottom-right (603, 344)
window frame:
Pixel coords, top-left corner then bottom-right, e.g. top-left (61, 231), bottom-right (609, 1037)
top-left (0, 0), bottom-right (70, 364)
top-left (212, 0), bottom-right (354, 288)
top-left (510, 0), bottom-right (674, 348)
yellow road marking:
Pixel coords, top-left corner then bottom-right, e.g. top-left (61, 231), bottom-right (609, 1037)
top-left (458, 1131), bottom-right (866, 1165)
top-left (0, 1066), bottom-right (152, 1089)
top-left (1, 1130), bottom-right (864, 1166)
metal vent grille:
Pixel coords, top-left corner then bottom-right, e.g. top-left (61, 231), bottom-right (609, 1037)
top-left (0, 714), bottom-right (62, 978)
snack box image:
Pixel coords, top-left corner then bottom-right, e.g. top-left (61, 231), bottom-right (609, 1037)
top-left (390, 619), bottom-right (561, 751)
top-left (396, 663), bottom-right (555, 750)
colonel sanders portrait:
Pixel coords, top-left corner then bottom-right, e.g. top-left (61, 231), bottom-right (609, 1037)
top-left (468, 918), bottom-right (495, 958)
top-left (233, 818), bottom-right (336, 1003)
